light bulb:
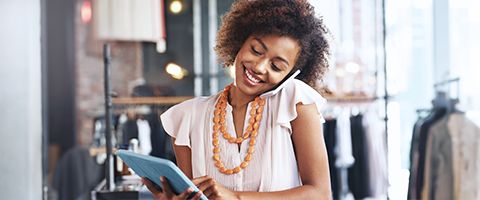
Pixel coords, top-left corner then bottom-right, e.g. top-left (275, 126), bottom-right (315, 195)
top-left (166, 62), bottom-right (188, 79)
top-left (170, 0), bottom-right (183, 14)
top-left (345, 62), bottom-right (360, 74)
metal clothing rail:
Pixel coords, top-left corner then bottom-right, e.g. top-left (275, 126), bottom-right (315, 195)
top-left (103, 44), bottom-right (115, 191)
top-left (433, 77), bottom-right (460, 88)
top-left (433, 77), bottom-right (460, 100)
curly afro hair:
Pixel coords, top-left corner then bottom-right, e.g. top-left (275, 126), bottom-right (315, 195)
top-left (215, 0), bottom-right (330, 87)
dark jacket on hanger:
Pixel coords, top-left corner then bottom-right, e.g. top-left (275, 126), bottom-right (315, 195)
top-left (323, 119), bottom-right (339, 199)
top-left (53, 146), bottom-right (103, 200)
top-left (348, 114), bottom-right (372, 199)
top-left (409, 107), bottom-right (447, 199)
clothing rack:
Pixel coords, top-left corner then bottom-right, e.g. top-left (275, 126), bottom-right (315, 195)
top-left (323, 97), bottom-right (378, 121)
top-left (433, 77), bottom-right (460, 100)
top-left (408, 77), bottom-right (464, 200)
top-left (110, 97), bottom-right (193, 121)
top-left (322, 0), bottom-right (390, 196)
top-left (96, 49), bottom-right (191, 197)
top-left (322, 102), bottom-right (388, 200)
top-left (433, 78), bottom-right (461, 114)
top-left (100, 43), bottom-right (192, 193)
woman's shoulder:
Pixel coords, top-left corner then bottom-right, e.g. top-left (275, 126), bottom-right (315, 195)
top-left (160, 94), bottom-right (219, 144)
top-left (286, 79), bottom-right (320, 94)
top-left (275, 79), bottom-right (325, 101)
top-left (272, 79), bottom-right (327, 127)
top-left (172, 94), bottom-right (219, 110)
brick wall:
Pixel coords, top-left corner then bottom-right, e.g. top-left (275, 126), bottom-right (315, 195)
top-left (74, 0), bottom-right (143, 145)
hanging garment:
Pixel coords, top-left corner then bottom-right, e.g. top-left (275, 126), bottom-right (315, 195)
top-left (137, 118), bottom-right (152, 155)
top-left (363, 110), bottom-right (388, 198)
top-left (130, 84), bottom-right (176, 161)
top-left (408, 116), bottom-right (426, 198)
top-left (52, 146), bottom-right (103, 200)
top-left (410, 117), bottom-right (426, 166)
top-left (348, 114), bottom-right (372, 199)
top-left (421, 117), bottom-right (454, 200)
top-left (116, 114), bottom-right (128, 146)
top-left (335, 109), bottom-right (355, 168)
top-left (147, 112), bottom-right (176, 162)
top-left (410, 108), bottom-right (447, 199)
top-left (122, 118), bottom-right (139, 145)
top-left (448, 113), bottom-right (480, 200)
top-left (324, 119), bottom-right (339, 199)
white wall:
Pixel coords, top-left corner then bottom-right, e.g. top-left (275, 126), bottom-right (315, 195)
top-left (0, 0), bottom-right (43, 199)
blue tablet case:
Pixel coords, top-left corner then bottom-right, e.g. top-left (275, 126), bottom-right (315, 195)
top-left (116, 150), bottom-right (208, 200)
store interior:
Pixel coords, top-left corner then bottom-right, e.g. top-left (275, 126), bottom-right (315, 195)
top-left (1, 0), bottom-right (479, 199)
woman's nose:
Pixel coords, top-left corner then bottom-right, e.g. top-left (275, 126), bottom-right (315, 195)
top-left (252, 59), bottom-right (268, 74)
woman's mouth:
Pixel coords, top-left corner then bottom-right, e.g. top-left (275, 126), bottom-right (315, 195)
top-left (244, 67), bottom-right (263, 86)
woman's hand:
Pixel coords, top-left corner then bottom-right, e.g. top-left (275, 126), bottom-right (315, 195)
top-left (142, 176), bottom-right (203, 200)
top-left (192, 176), bottom-right (239, 200)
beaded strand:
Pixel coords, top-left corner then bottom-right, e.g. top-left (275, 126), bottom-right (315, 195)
top-left (212, 85), bottom-right (265, 175)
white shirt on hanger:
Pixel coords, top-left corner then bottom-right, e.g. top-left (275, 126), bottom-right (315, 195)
top-left (335, 108), bottom-right (355, 168)
top-left (137, 119), bottom-right (152, 155)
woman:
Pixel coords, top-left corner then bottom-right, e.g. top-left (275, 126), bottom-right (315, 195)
top-left (143, 0), bottom-right (332, 199)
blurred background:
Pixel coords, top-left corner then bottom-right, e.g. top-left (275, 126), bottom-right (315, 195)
top-left (1, 0), bottom-right (479, 199)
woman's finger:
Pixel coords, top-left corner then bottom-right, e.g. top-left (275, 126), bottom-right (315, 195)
top-left (142, 177), bottom-right (161, 194)
top-left (196, 178), bottom-right (215, 193)
top-left (176, 187), bottom-right (194, 199)
top-left (202, 185), bottom-right (215, 198)
top-left (191, 191), bottom-right (203, 200)
top-left (160, 176), bottom-right (175, 197)
top-left (192, 175), bottom-right (211, 186)
top-left (203, 183), bottom-right (221, 199)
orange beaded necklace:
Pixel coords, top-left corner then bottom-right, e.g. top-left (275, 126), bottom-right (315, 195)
top-left (212, 84), bottom-right (265, 175)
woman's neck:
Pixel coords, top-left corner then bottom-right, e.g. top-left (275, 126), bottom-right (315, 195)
top-left (228, 85), bottom-right (255, 108)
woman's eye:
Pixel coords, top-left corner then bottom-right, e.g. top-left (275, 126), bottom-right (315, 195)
top-left (251, 46), bottom-right (261, 55)
top-left (271, 63), bottom-right (281, 72)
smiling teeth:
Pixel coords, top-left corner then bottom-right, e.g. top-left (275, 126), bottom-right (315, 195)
top-left (245, 69), bottom-right (261, 83)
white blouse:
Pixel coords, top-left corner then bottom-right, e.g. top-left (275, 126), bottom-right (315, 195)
top-left (160, 77), bottom-right (326, 192)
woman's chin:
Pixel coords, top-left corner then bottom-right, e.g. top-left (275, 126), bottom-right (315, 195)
top-left (235, 84), bottom-right (265, 98)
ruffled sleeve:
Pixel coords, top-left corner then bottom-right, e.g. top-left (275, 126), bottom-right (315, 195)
top-left (272, 79), bottom-right (327, 131)
top-left (160, 98), bottom-right (195, 148)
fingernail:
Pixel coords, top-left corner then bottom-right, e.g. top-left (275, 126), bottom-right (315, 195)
top-left (187, 187), bottom-right (193, 192)
top-left (160, 176), bottom-right (164, 181)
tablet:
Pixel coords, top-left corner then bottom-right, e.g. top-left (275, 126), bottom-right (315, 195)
top-left (116, 150), bottom-right (208, 200)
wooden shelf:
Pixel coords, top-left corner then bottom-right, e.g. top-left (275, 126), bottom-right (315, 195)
top-left (112, 96), bottom-right (377, 105)
top-left (112, 96), bottom-right (193, 105)
top-left (325, 96), bottom-right (378, 103)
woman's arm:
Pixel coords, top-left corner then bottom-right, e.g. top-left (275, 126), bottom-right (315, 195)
top-left (171, 140), bottom-right (194, 179)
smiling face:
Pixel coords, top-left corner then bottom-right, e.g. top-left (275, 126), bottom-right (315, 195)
top-left (232, 34), bottom-right (301, 98)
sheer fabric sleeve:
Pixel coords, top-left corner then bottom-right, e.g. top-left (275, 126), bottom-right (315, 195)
top-left (274, 79), bottom-right (327, 132)
top-left (160, 99), bottom-right (195, 148)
